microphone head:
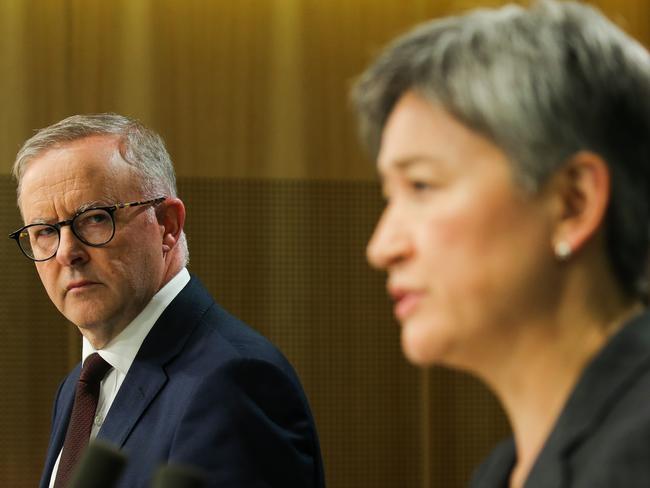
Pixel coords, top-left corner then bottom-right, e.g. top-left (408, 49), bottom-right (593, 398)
top-left (152, 464), bottom-right (207, 488)
top-left (68, 440), bottom-right (127, 488)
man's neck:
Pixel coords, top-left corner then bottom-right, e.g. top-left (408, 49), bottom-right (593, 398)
top-left (81, 263), bottom-right (186, 350)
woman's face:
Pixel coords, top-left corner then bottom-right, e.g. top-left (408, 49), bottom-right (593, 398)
top-left (367, 91), bottom-right (560, 368)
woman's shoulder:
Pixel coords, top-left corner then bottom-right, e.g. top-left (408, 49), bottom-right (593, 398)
top-left (553, 312), bottom-right (650, 485)
top-left (553, 319), bottom-right (650, 487)
top-left (568, 396), bottom-right (650, 487)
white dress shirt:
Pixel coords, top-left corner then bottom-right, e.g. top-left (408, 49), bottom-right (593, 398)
top-left (48, 268), bottom-right (190, 488)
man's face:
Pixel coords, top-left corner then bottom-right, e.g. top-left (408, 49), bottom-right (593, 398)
top-left (19, 135), bottom-right (167, 347)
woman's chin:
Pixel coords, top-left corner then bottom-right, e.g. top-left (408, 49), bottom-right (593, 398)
top-left (400, 317), bottom-right (450, 366)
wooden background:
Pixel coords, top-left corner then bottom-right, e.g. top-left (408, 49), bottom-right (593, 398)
top-left (0, 1), bottom-right (647, 486)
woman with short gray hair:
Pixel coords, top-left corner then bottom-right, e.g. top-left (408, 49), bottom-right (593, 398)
top-left (353, 1), bottom-right (650, 486)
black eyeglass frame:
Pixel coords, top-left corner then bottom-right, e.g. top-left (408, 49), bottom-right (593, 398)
top-left (8, 196), bottom-right (166, 262)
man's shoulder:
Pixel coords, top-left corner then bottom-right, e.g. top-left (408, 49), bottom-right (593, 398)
top-left (198, 299), bottom-right (291, 367)
top-left (162, 280), bottom-right (314, 426)
top-left (167, 274), bottom-right (298, 379)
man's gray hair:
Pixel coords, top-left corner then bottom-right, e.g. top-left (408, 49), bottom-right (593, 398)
top-left (352, 0), bottom-right (650, 297)
top-left (14, 113), bottom-right (189, 264)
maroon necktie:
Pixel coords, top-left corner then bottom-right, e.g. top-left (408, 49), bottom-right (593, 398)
top-left (54, 352), bottom-right (112, 488)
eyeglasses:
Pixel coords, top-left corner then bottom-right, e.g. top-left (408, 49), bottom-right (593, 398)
top-left (8, 196), bottom-right (166, 262)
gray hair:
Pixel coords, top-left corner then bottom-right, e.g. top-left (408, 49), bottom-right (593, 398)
top-left (352, 0), bottom-right (650, 297)
top-left (14, 113), bottom-right (189, 264)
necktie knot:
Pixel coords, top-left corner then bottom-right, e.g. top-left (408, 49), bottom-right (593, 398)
top-left (80, 352), bottom-right (112, 384)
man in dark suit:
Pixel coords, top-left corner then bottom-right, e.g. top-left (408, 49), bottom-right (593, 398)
top-left (9, 114), bottom-right (325, 487)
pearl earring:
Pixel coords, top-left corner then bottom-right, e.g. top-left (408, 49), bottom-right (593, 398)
top-left (554, 241), bottom-right (572, 260)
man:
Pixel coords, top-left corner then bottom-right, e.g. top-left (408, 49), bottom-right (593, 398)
top-left (9, 114), bottom-right (325, 487)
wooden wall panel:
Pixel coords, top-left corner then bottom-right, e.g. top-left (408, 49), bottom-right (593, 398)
top-left (0, 1), bottom-right (647, 179)
top-left (149, 0), bottom-right (276, 179)
top-left (0, 0), bottom-right (68, 178)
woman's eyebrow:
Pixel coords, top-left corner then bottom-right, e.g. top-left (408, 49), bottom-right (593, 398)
top-left (379, 155), bottom-right (442, 173)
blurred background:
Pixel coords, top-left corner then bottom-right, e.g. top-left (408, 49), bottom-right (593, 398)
top-left (0, 1), bottom-right (648, 487)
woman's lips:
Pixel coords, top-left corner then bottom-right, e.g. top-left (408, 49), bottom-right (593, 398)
top-left (390, 288), bottom-right (425, 321)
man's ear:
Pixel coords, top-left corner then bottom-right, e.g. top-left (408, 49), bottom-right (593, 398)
top-left (157, 197), bottom-right (186, 254)
top-left (550, 150), bottom-right (610, 255)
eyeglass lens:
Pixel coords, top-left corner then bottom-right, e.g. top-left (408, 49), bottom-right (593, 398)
top-left (18, 208), bottom-right (115, 260)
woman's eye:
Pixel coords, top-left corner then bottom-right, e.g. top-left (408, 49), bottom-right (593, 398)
top-left (410, 180), bottom-right (432, 192)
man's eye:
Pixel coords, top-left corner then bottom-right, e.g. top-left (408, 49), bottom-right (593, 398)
top-left (89, 214), bottom-right (108, 224)
top-left (36, 227), bottom-right (56, 238)
top-left (78, 211), bottom-right (109, 226)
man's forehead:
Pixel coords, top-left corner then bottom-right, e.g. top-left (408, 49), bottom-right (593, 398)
top-left (20, 186), bottom-right (119, 222)
top-left (29, 133), bottom-right (121, 162)
top-left (20, 137), bottom-right (131, 188)
top-left (17, 144), bottom-right (132, 220)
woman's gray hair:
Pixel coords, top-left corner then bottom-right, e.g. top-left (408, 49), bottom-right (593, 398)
top-left (352, 0), bottom-right (650, 297)
top-left (14, 113), bottom-right (189, 264)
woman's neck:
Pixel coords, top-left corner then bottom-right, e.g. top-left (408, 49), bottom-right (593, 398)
top-left (482, 300), bottom-right (642, 488)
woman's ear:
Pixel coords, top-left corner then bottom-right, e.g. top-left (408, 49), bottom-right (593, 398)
top-left (550, 150), bottom-right (610, 257)
top-left (157, 197), bottom-right (186, 254)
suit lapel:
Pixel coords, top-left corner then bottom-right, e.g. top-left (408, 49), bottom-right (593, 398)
top-left (97, 275), bottom-right (214, 448)
top-left (470, 438), bottom-right (516, 488)
top-left (525, 311), bottom-right (650, 487)
top-left (96, 358), bottom-right (168, 447)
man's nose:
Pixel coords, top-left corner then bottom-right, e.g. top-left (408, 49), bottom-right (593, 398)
top-left (55, 226), bottom-right (89, 266)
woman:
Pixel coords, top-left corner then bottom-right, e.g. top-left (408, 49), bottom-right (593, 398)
top-left (352, 1), bottom-right (650, 487)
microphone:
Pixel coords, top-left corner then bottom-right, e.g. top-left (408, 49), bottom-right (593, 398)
top-left (68, 440), bottom-right (127, 488)
top-left (152, 464), bottom-right (207, 488)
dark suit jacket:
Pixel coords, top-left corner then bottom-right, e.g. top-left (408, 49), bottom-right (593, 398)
top-left (40, 275), bottom-right (325, 487)
top-left (470, 311), bottom-right (650, 488)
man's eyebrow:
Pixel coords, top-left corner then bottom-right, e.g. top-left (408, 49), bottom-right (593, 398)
top-left (25, 199), bottom-right (114, 225)
top-left (28, 217), bottom-right (49, 225)
top-left (76, 200), bottom-right (111, 214)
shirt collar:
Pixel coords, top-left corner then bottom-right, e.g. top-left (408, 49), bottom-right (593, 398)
top-left (82, 268), bottom-right (191, 373)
